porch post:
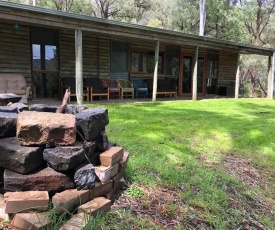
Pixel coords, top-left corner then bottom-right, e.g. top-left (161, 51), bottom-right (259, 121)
top-left (267, 52), bottom-right (275, 99)
top-left (75, 28), bottom-right (83, 105)
top-left (152, 40), bottom-right (159, 102)
top-left (192, 47), bottom-right (198, 100)
top-left (235, 52), bottom-right (240, 99)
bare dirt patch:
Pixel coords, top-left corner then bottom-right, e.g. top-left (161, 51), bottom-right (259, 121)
top-left (221, 155), bottom-right (267, 189)
top-left (111, 184), bottom-right (213, 230)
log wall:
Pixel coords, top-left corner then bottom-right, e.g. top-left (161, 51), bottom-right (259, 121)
top-left (218, 51), bottom-right (238, 85)
top-left (59, 30), bottom-right (110, 79)
top-left (0, 22), bottom-right (31, 85)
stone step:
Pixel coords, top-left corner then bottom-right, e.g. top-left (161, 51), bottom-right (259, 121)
top-left (4, 191), bottom-right (49, 214)
top-left (77, 197), bottom-right (111, 217)
top-left (100, 146), bottom-right (124, 167)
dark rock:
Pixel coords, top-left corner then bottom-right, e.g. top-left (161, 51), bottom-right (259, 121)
top-left (43, 141), bottom-right (96, 171)
top-left (10, 103), bottom-right (29, 112)
top-left (108, 141), bottom-right (117, 148)
top-left (0, 167), bottom-right (4, 184)
top-left (93, 129), bottom-right (108, 151)
top-left (0, 137), bottom-right (44, 174)
top-left (76, 108), bottom-right (109, 141)
top-left (0, 112), bottom-right (17, 138)
top-left (29, 104), bottom-right (59, 113)
top-left (65, 104), bottom-right (88, 114)
top-left (4, 167), bottom-right (75, 192)
top-left (0, 106), bottom-right (18, 113)
top-left (17, 111), bottom-right (76, 146)
top-left (74, 164), bottom-right (96, 190)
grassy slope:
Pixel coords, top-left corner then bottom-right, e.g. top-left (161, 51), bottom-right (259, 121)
top-left (88, 99), bottom-right (275, 229)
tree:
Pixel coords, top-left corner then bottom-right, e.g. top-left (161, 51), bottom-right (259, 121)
top-left (239, 0), bottom-right (275, 97)
top-left (199, 0), bottom-right (206, 36)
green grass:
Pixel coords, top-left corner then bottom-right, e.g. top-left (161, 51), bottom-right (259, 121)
top-left (87, 98), bottom-right (275, 229)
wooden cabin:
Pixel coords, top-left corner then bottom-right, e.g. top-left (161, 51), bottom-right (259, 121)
top-left (0, 1), bottom-right (274, 103)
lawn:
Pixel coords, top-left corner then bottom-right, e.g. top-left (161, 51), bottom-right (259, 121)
top-left (87, 98), bottom-right (275, 229)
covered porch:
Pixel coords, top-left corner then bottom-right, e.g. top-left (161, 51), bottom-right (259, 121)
top-left (0, 1), bottom-right (274, 105)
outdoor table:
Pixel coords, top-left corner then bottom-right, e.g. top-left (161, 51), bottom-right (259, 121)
top-left (0, 93), bottom-right (22, 106)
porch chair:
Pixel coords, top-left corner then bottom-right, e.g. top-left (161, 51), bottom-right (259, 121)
top-left (146, 79), bottom-right (177, 97)
top-left (61, 77), bottom-right (89, 102)
top-left (132, 79), bottom-right (148, 98)
top-left (117, 79), bottom-right (134, 99)
top-left (84, 78), bottom-right (109, 101)
top-left (102, 78), bottom-right (120, 99)
top-left (158, 79), bottom-right (177, 97)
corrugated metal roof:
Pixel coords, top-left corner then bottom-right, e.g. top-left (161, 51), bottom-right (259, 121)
top-left (0, 0), bottom-right (274, 55)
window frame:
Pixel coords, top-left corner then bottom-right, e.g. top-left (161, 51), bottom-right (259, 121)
top-left (130, 50), bottom-right (164, 74)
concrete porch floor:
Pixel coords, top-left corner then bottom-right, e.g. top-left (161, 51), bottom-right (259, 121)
top-left (28, 94), bottom-right (233, 106)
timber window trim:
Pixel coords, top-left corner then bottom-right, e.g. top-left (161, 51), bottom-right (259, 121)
top-left (131, 50), bottom-right (163, 74)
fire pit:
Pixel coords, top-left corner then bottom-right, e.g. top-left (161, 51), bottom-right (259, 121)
top-left (0, 96), bottom-right (129, 229)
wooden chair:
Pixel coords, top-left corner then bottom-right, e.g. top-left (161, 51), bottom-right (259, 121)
top-left (146, 79), bottom-right (177, 97)
top-left (117, 79), bottom-right (134, 99)
top-left (61, 77), bottom-right (89, 102)
top-left (102, 78), bottom-right (120, 99)
top-left (84, 78), bottom-right (109, 101)
top-left (132, 79), bottom-right (148, 98)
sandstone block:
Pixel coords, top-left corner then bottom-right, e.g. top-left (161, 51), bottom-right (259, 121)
top-left (77, 197), bottom-right (111, 217)
top-left (74, 164), bottom-right (96, 190)
top-left (95, 164), bottom-right (119, 183)
top-left (59, 213), bottom-right (91, 230)
top-left (12, 212), bottom-right (51, 230)
top-left (100, 147), bottom-right (124, 166)
top-left (52, 189), bottom-right (89, 213)
top-left (4, 191), bottom-right (49, 214)
top-left (119, 151), bottom-right (130, 171)
top-left (43, 141), bottom-right (96, 171)
top-left (89, 180), bottom-right (113, 200)
top-left (29, 104), bottom-right (59, 112)
top-left (76, 108), bottom-right (109, 141)
top-left (4, 167), bottom-right (75, 192)
top-left (106, 178), bottom-right (126, 200)
top-left (0, 194), bottom-right (9, 221)
top-left (0, 112), bottom-right (17, 138)
top-left (17, 111), bottom-right (76, 146)
top-left (0, 137), bottom-right (44, 174)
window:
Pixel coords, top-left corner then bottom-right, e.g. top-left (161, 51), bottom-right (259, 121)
top-left (166, 46), bottom-right (179, 76)
top-left (206, 53), bottom-right (219, 94)
top-left (131, 51), bottom-right (163, 74)
top-left (110, 41), bottom-right (128, 71)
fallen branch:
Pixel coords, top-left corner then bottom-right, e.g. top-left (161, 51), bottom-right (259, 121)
top-left (56, 89), bottom-right (70, 113)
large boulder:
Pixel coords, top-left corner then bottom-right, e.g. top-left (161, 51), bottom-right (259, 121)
top-left (29, 104), bottom-right (59, 113)
top-left (76, 108), bottom-right (109, 141)
top-left (0, 112), bottom-right (17, 138)
top-left (93, 129), bottom-right (109, 151)
top-left (74, 164), bottom-right (96, 190)
top-left (17, 111), bottom-right (76, 146)
top-left (4, 167), bottom-right (75, 192)
top-left (65, 104), bottom-right (88, 114)
top-left (0, 106), bottom-right (18, 113)
top-left (0, 137), bottom-right (44, 174)
top-left (43, 141), bottom-right (96, 171)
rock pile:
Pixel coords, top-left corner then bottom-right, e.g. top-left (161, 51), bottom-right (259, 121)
top-left (0, 103), bottom-right (129, 229)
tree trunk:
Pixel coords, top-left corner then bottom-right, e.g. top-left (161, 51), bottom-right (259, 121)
top-left (199, 0), bottom-right (206, 36)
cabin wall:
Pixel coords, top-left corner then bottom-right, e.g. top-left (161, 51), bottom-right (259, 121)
top-left (0, 22), bottom-right (31, 84)
top-left (59, 30), bottom-right (110, 79)
top-left (217, 51), bottom-right (238, 95)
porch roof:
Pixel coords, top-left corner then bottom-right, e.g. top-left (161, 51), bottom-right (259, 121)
top-left (0, 1), bottom-right (274, 56)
